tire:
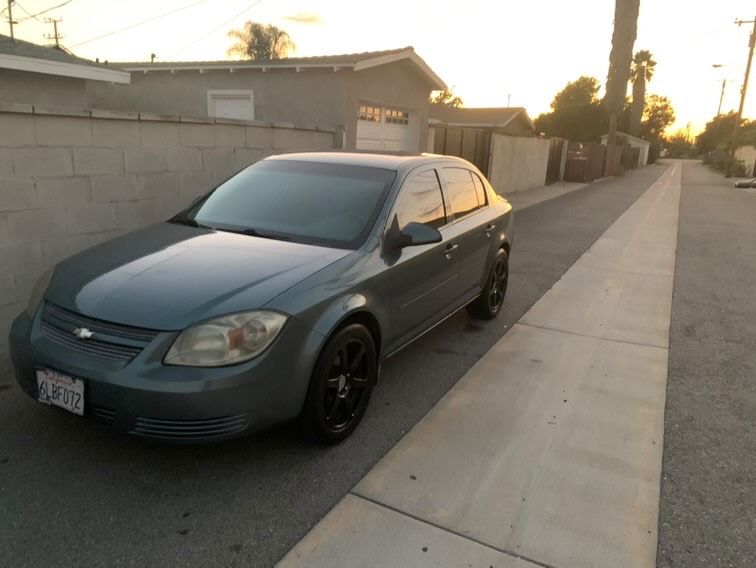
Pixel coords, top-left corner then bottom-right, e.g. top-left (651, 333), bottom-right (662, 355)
top-left (300, 323), bottom-right (377, 444)
top-left (467, 249), bottom-right (509, 320)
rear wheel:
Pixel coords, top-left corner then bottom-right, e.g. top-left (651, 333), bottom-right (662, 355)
top-left (468, 249), bottom-right (509, 320)
top-left (300, 324), bottom-right (376, 444)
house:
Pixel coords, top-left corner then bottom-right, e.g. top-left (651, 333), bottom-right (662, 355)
top-left (429, 105), bottom-right (536, 136)
top-left (87, 47), bottom-right (446, 153)
top-left (600, 131), bottom-right (650, 168)
top-left (426, 105), bottom-right (536, 173)
top-left (0, 33), bottom-right (130, 108)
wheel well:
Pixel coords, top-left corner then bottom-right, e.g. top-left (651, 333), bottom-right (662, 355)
top-left (334, 311), bottom-right (382, 359)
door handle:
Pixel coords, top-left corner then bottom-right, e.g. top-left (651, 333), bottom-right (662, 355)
top-left (483, 223), bottom-right (495, 237)
top-left (443, 243), bottom-right (458, 258)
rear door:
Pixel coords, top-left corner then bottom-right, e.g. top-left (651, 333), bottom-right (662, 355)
top-left (438, 167), bottom-right (491, 300)
top-left (384, 168), bottom-right (458, 348)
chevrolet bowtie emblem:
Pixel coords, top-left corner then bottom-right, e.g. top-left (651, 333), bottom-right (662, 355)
top-left (73, 327), bottom-right (94, 340)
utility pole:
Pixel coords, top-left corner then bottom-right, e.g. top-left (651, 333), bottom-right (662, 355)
top-left (6, 0), bottom-right (16, 40)
top-left (44, 18), bottom-right (63, 48)
top-left (718, 78), bottom-right (727, 116)
top-left (728, 16), bottom-right (756, 167)
top-left (712, 64), bottom-right (727, 116)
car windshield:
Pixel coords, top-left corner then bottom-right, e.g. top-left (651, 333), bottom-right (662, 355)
top-left (178, 159), bottom-right (396, 249)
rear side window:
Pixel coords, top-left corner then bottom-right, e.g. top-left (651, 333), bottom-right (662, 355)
top-left (441, 168), bottom-right (482, 219)
top-left (394, 170), bottom-right (446, 229)
top-left (471, 172), bottom-right (487, 206)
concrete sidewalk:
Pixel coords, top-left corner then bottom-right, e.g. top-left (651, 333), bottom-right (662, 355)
top-left (281, 163), bottom-right (681, 568)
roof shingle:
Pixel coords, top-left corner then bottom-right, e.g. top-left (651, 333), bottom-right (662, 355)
top-left (0, 33), bottom-right (107, 69)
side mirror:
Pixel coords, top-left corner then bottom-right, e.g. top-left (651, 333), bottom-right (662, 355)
top-left (394, 221), bottom-right (442, 249)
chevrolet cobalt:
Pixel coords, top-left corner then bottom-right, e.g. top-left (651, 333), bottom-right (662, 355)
top-left (10, 153), bottom-right (513, 443)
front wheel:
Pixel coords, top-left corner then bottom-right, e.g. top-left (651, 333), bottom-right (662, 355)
top-left (300, 324), bottom-right (376, 444)
top-left (467, 249), bottom-right (509, 320)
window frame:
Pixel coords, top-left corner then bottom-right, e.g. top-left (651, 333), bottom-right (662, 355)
top-left (358, 104), bottom-right (382, 123)
top-left (385, 107), bottom-right (410, 126)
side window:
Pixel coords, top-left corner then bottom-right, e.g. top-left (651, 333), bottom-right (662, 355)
top-left (394, 170), bottom-right (446, 230)
top-left (441, 168), bottom-right (481, 219)
top-left (471, 172), bottom-right (487, 206)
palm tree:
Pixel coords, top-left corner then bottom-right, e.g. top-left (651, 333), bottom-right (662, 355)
top-left (227, 21), bottom-right (294, 60)
top-left (603, 0), bottom-right (640, 146)
top-left (629, 50), bottom-right (656, 137)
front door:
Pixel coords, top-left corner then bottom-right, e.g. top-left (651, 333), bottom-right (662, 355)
top-left (384, 169), bottom-right (458, 350)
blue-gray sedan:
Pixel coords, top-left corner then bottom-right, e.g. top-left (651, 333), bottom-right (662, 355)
top-left (9, 152), bottom-right (513, 443)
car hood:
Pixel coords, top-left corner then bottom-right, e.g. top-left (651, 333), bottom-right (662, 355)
top-left (46, 223), bottom-right (350, 330)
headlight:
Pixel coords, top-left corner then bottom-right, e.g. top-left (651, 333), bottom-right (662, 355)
top-left (26, 267), bottom-right (54, 318)
top-left (164, 311), bottom-right (288, 367)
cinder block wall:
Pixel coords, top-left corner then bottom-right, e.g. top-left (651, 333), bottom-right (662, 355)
top-left (0, 104), bottom-right (335, 353)
top-left (487, 134), bottom-right (551, 195)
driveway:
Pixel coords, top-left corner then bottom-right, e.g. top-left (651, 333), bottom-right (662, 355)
top-left (0, 165), bottom-right (667, 567)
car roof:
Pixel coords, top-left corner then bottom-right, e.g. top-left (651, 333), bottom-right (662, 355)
top-left (265, 151), bottom-right (474, 172)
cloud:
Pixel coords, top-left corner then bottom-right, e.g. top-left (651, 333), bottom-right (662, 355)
top-left (283, 12), bottom-right (322, 25)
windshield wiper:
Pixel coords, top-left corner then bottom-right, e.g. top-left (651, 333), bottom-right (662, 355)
top-left (215, 227), bottom-right (292, 241)
top-left (169, 217), bottom-right (214, 229)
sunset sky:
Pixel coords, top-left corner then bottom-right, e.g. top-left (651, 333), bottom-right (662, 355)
top-left (7, 0), bottom-right (756, 135)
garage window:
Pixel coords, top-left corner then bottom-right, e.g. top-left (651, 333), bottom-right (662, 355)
top-left (207, 90), bottom-right (254, 121)
top-left (358, 105), bottom-right (381, 123)
top-left (385, 108), bottom-right (409, 125)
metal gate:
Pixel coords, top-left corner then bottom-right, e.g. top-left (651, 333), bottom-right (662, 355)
top-left (545, 138), bottom-right (565, 185)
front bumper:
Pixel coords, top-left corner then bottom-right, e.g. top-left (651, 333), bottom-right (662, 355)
top-left (9, 306), bottom-right (323, 442)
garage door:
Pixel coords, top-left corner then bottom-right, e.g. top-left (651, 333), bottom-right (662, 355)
top-left (356, 104), bottom-right (414, 152)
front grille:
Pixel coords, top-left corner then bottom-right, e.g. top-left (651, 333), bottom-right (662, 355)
top-left (130, 414), bottom-right (249, 441)
top-left (40, 303), bottom-right (159, 363)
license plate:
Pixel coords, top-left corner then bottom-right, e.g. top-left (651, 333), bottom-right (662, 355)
top-left (36, 369), bottom-right (84, 416)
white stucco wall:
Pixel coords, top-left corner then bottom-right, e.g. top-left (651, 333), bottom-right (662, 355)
top-left (487, 134), bottom-right (550, 195)
top-left (735, 145), bottom-right (756, 176)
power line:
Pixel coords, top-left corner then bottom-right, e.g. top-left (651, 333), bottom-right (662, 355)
top-left (14, 2), bottom-right (43, 22)
top-left (170, 0), bottom-right (264, 57)
top-left (68, 0), bottom-right (211, 48)
top-left (17, 0), bottom-right (74, 22)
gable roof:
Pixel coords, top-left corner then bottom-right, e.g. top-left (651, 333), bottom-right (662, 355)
top-left (0, 34), bottom-right (130, 83)
top-left (429, 104), bottom-right (535, 131)
top-left (113, 47), bottom-right (446, 89)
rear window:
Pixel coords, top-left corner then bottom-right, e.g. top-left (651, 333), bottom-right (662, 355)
top-left (184, 160), bottom-right (396, 249)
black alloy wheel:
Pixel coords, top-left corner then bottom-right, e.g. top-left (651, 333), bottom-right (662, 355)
top-left (301, 323), bottom-right (376, 443)
top-left (468, 249), bottom-right (509, 320)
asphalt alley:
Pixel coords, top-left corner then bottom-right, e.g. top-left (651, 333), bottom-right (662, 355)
top-left (0, 165), bottom-right (667, 568)
top-left (281, 162), bottom-right (681, 568)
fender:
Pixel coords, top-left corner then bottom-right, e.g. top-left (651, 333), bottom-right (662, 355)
top-left (307, 293), bottom-right (387, 355)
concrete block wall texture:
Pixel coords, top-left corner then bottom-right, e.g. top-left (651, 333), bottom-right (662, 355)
top-left (487, 134), bottom-right (551, 195)
top-left (0, 107), bottom-right (335, 354)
